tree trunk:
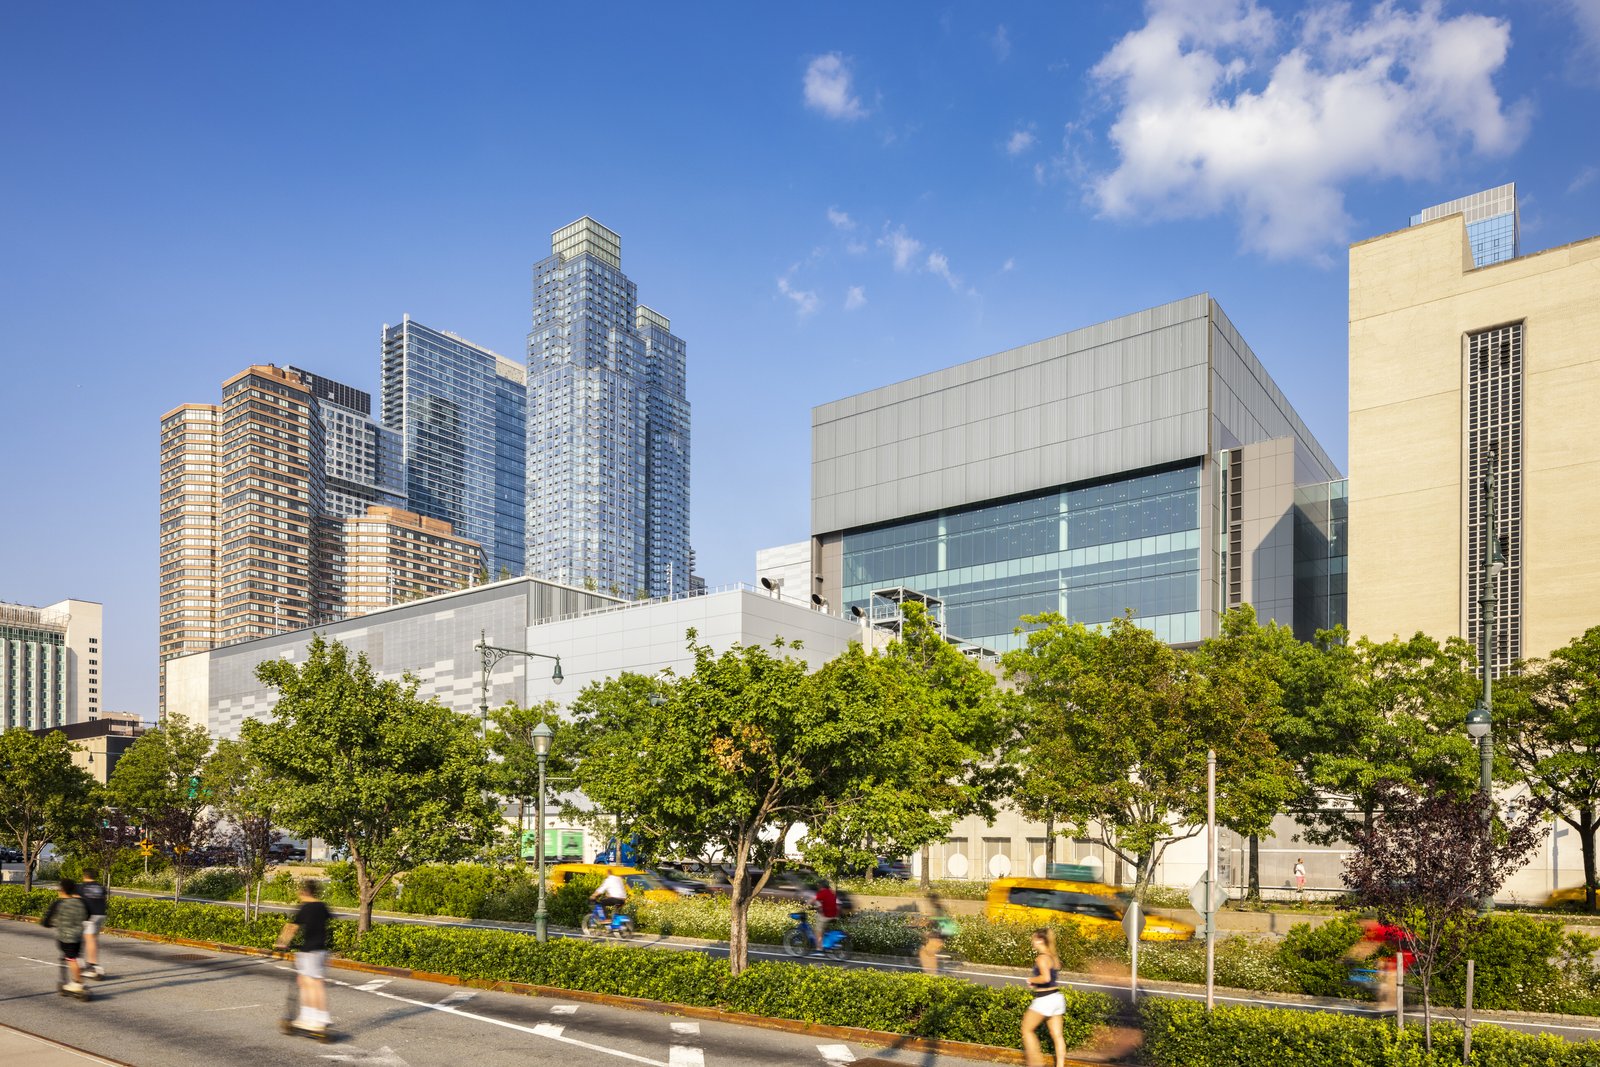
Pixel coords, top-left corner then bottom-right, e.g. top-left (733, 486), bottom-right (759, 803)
top-left (1577, 807), bottom-right (1597, 913)
top-left (1248, 834), bottom-right (1261, 902)
top-left (354, 853), bottom-right (374, 934)
top-left (1422, 978), bottom-right (1433, 1050)
top-left (1044, 813), bottom-right (1056, 873)
top-left (728, 844), bottom-right (752, 975)
top-left (919, 842), bottom-right (931, 890)
top-left (21, 833), bottom-right (35, 892)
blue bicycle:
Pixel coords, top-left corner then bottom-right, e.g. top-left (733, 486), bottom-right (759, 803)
top-left (784, 910), bottom-right (851, 961)
top-left (581, 901), bottom-right (634, 940)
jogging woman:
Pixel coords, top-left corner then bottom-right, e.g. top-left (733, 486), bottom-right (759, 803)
top-left (1021, 928), bottom-right (1066, 1067)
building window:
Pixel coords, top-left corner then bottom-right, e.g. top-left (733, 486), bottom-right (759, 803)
top-left (1466, 322), bottom-right (1523, 676)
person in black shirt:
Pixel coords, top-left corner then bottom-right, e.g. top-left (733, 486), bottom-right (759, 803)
top-left (274, 879), bottom-right (332, 1035)
top-left (79, 867), bottom-right (109, 980)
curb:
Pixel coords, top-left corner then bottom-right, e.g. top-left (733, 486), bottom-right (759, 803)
top-left (0, 912), bottom-right (1111, 1065)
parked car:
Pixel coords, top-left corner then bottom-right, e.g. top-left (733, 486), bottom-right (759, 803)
top-left (872, 856), bottom-right (912, 880)
top-left (0, 846), bottom-right (23, 863)
top-left (267, 843), bottom-right (307, 862)
top-left (985, 876), bottom-right (1194, 941)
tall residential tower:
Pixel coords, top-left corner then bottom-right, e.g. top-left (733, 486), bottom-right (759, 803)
top-left (381, 317), bottom-right (527, 578)
top-left (526, 218), bottom-right (691, 598)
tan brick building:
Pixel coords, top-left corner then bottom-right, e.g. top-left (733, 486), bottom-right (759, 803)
top-left (338, 506), bottom-right (480, 618)
top-left (1348, 216), bottom-right (1600, 663)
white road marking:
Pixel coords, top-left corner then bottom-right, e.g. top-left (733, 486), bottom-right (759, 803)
top-left (355, 985), bottom-right (668, 1066)
top-left (436, 989), bottom-right (477, 1007)
top-left (818, 1044), bottom-right (855, 1063)
top-left (355, 979), bottom-right (392, 992)
top-left (667, 1047), bottom-right (704, 1067)
top-left (16, 956), bottom-right (55, 967)
top-left (549, 1003), bottom-right (578, 1014)
top-left (321, 1046), bottom-right (410, 1065)
top-left (669, 1022), bottom-right (699, 1035)
top-left (203, 1002), bottom-right (263, 1012)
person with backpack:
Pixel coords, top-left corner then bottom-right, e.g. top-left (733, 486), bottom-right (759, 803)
top-left (41, 878), bottom-right (90, 997)
top-left (79, 867), bottom-right (109, 979)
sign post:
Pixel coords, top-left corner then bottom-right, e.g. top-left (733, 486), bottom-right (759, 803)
top-left (1205, 749), bottom-right (1216, 1010)
top-left (1122, 901), bottom-right (1145, 1003)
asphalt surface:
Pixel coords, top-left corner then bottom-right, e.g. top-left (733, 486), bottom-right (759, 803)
top-left (0, 924), bottom-right (1000, 1067)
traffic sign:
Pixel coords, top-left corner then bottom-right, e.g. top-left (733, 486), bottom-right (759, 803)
top-left (1189, 872), bottom-right (1231, 917)
top-left (1121, 900), bottom-right (1146, 942)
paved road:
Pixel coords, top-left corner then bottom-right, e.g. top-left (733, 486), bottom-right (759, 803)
top-left (0, 924), bottom-right (995, 1067)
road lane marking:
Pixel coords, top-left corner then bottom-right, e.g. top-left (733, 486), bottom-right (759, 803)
top-left (202, 1003), bottom-right (262, 1012)
top-left (17, 956), bottom-right (55, 967)
top-left (818, 1044), bottom-right (855, 1063)
top-left (669, 1022), bottom-right (699, 1035)
top-left (549, 1004), bottom-right (578, 1014)
top-left (667, 1047), bottom-right (704, 1067)
top-left (436, 990), bottom-right (477, 1007)
top-left (321, 1046), bottom-right (410, 1065)
top-left (355, 979), bottom-right (392, 992)
top-left (357, 986), bottom-right (667, 1065)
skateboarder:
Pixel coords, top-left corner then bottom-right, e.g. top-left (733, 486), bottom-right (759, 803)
top-left (79, 867), bottom-right (109, 979)
top-left (41, 878), bottom-right (90, 998)
top-left (273, 878), bottom-right (332, 1037)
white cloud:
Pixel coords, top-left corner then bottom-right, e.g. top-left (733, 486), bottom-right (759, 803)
top-left (844, 285), bottom-right (868, 310)
top-left (827, 207), bottom-right (856, 230)
top-left (1002, 257), bottom-right (1016, 272)
top-left (1006, 128), bottom-right (1037, 156)
top-left (926, 251), bottom-right (961, 290)
top-left (845, 239), bottom-right (869, 255)
top-left (1089, 0), bottom-right (1529, 259)
top-left (992, 24), bottom-right (1012, 61)
top-left (804, 53), bottom-right (867, 120)
top-left (1570, 165), bottom-right (1599, 194)
top-left (777, 274), bottom-right (819, 316)
top-left (878, 226), bottom-right (924, 271)
top-left (1568, 0), bottom-right (1600, 62)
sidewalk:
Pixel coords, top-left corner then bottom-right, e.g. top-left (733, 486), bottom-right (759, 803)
top-left (0, 1025), bottom-right (130, 1066)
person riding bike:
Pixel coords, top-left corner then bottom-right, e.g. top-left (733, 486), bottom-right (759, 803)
top-left (590, 871), bottom-right (628, 921)
top-left (809, 878), bottom-right (840, 953)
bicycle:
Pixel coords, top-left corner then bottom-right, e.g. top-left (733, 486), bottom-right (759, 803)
top-left (581, 900), bottom-right (635, 940)
top-left (784, 910), bottom-right (851, 961)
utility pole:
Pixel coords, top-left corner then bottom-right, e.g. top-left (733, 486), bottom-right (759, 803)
top-left (1466, 444), bottom-right (1503, 916)
top-left (1205, 748), bottom-right (1217, 1010)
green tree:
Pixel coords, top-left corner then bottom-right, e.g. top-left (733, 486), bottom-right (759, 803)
top-left (800, 601), bottom-right (1005, 883)
top-left (204, 738), bottom-right (279, 917)
top-left (0, 730), bottom-right (96, 891)
top-left (1002, 610), bottom-right (1293, 900)
top-left (1498, 625), bottom-right (1600, 911)
top-left (107, 719), bottom-right (218, 900)
top-left (245, 635), bottom-right (502, 932)
top-left (487, 701), bottom-right (577, 862)
top-left (570, 632), bottom-right (893, 973)
top-left (1276, 630), bottom-right (1482, 845)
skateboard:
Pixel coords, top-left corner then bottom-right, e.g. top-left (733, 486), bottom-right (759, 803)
top-left (58, 984), bottom-right (93, 1001)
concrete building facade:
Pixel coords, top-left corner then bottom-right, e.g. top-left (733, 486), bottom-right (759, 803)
top-left (338, 506), bottom-right (483, 618)
top-left (1349, 212), bottom-right (1600, 665)
top-left (2, 599), bottom-right (102, 732)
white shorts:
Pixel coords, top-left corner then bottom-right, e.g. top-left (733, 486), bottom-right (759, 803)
top-left (294, 950), bottom-right (328, 980)
top-left (84, 916), bottom-right (105, 936)
top-left (1030, 991), bottom-right (1066, 1017)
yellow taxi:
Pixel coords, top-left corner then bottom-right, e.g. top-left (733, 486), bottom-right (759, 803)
top-left (545, 863), bottom-right (680, 904)
top-left (985, 877), bottom-right (1195, 941)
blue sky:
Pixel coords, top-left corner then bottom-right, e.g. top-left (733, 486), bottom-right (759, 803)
top-left (3, 1), bottom-right (1598, 715)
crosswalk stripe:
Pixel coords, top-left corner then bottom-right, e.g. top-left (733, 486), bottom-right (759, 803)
top-left (818, 1044), bottom-right (856, 1063)
top-left (669, 1022), bottom-right (699, 1035)
top-left (667, 1047), bottom-right (704, 1067)
top-left (534, 1023), bottom-right (565, 1038)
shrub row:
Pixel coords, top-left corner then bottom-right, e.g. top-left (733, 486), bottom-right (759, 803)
top-left (1140, 998), bottom-right (1600, 1067)
top-left (343, 923), bottom-right (1107, 1050)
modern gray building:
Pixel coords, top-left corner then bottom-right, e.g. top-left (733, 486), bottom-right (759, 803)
top-left (380, 317), bottom-right (528, 578)
top-left (809, 294), bottom-right (1344, 650)
top-left (283, 366), bottom-right (405, 521)
top-left (526, 218), bottom-right (691, 600)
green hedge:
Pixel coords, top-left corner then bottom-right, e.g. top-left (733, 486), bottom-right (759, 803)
top-left (1140, 999), bottom-right (1600, 1067)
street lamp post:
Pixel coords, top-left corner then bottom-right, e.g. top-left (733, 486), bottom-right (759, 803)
top-left (476, 629), bottom-right (563, 736)
top-left (1467, 448), bottom-right (1504, 915)
top-left (532, 721), bottom-right (553, 943)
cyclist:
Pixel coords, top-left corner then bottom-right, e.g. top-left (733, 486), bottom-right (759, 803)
top-left (79, 867), bottom-right (109, 980)
top-left (42, 878), bottom-right (89, 997)
top-left (274, 879), bottom-right (332, 1037)
top-left (590, 870), bottom-right (628, 922)
top-left (810, 878), bottom-right (839, 953)
top-left (917, 890), bottom-right (957, 974)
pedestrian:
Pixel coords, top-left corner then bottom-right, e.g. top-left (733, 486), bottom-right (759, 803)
top-left (1021, 928), bottom-right (1066, 1067)
top-left (811, 878), bottom-right (840, 953)
top-left (273, 878), bottom-right (332, 1037)
top-left (917, 890), bottom-right (955, 975)
top-left (79, 866), bottom-right (109, 980)
top-left (1293, 857), bottom-right (1307, 899)
top-left (41, 878), bottom-right (89, 997)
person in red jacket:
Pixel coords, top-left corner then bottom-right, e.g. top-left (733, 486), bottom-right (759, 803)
top-left (811, 879), bottom-right (840, 952)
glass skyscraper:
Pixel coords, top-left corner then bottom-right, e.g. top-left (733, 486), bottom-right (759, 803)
top-left (1411, 182), bottom-right (1519, 267)
top-left (526, 218), bottom-right (690, 598)
top-left (380, 317), bottom-right (527, 578)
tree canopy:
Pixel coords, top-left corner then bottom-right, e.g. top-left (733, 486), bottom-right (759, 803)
top-left (0, 729), bottom-right (96, 891)
top-left (107, 718), bottom-right (217, 899)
